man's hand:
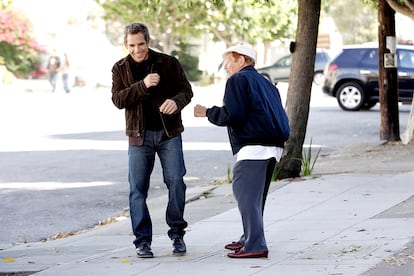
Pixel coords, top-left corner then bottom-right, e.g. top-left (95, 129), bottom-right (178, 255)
top-left (143, 73), bottom-right (160, 88)
top-left (194, 104), bottom-right (207, 117)
top-left (159, 99), bottom-right (178, 114)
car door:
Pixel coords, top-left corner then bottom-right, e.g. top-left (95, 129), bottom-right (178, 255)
top-left (270, 55), bottom-right (292, 82)
top-left (359, 48), bottom-right (379, 97)
top-left (397, 49), bottom-right (414, 100)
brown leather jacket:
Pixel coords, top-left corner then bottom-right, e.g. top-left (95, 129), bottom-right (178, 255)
top-left (111, 49), bottom-right (193, 139)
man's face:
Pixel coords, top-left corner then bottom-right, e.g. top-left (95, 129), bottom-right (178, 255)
top-left (223, 53), bottom-right (244, 78)
top-left (125, 33), bottom-right (149, 63)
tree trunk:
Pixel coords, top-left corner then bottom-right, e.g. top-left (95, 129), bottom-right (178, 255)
top-left (378, 0), bottom-right (400, 141)
top-left (385, 0), bottom-right (414, 144)
top-left (402, 100), bottom-right (414, 144)
top-left (277, 0), bottom-right (321, 179)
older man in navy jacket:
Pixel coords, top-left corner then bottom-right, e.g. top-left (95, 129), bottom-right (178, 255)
top-left (194, 44), bottom-right (289, 258)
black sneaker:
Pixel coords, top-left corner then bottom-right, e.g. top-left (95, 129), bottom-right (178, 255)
top-left (136, 243), bottom-right (153, 258)
top-left (172, 238), bottom-right (186, 256)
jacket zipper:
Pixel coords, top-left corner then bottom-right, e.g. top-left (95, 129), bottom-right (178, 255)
top-left (151, 63), bottom-right (171, 138)
top-left (159, 113), bottom-right (171, 138)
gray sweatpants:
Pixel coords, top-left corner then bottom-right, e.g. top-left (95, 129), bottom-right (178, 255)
top-left (232, 158), bottom-right (275, 252)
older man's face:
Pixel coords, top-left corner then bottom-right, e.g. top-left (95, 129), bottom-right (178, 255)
top-left (223, 54), bottom-right (245, 78)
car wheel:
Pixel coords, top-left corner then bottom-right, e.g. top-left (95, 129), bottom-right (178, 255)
top-left (336, 82), bottom-right (366, 111)
top-left (313, 71), bottom-right (325, 86)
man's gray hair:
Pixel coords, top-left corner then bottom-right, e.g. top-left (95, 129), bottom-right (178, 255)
top-left (124, 23), bottom-right (150, 45)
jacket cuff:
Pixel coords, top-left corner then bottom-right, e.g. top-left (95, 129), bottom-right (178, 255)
top-left (139, 80), bottom-right (148, 93)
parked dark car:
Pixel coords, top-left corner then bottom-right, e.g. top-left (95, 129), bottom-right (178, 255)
top-left (257, 49), bottom-right (331, 85)
top-left (322, 44), bottom-right (414, 111)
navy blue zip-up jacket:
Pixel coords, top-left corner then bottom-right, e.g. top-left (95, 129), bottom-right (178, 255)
top-left (206, 66), bottom-right (290, 155)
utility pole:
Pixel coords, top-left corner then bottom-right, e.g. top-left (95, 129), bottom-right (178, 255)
top-left (378, 0), bottom-right (400, 141)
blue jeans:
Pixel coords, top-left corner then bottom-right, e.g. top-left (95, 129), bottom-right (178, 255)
top-left (48, 72), bottom-right (57, 92)
top-left (128, 130), bottom-right (188, 247)
top-left (62, 73), bottom-right (70, 93)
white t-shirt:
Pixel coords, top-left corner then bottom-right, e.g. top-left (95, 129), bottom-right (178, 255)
top-left (235, 145), bottom-right (283, 162)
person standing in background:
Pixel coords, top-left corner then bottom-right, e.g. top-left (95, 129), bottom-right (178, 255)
top-left (60, 52), bottom-right (71, 93)
top-left (46, 50), bottom-right (60, 92)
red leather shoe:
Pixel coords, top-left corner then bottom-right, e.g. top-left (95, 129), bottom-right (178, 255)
top-left (227, 250), bottom-right (268, 258)
top-left (224, 242), bottom-right (244, 251)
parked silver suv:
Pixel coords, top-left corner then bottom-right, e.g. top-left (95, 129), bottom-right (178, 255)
top-left (257, 49), bottom-right (331, 85)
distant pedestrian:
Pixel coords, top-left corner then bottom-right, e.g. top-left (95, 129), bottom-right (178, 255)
top-left (46, 50), bottom-right (60, 92)
top-left (60, 52), bottom-right (71, 93)
top-left (194, 44), bottom-right (290, 258)
top-left (111, 22), bottom-right (193, 258)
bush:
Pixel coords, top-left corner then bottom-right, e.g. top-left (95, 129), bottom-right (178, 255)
top-left (171, 42), bottom-right (203, 82)
top-left (0, 6), bottom-right (45, 79)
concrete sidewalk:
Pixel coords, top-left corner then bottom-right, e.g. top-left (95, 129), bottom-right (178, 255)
top-left (1, 172), bottom-right (414, 275)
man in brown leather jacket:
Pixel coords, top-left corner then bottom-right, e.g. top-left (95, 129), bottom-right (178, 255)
top-left (111, 23), bottom-right (193, 258)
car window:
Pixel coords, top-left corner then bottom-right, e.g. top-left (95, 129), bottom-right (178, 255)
top-left (335, 48), bottom-right (368, 66)
top-left (316, 52), bottom-right (328, 63)
top-left (360, 49), bottom-right (378, 67)
top-left (275, 55), bottom-right (291, 67)
top-left (398, 50), bottom-right (414, 68)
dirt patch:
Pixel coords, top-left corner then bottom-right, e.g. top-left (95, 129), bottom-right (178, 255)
top-left (313, 141), bottom-right (414, 175)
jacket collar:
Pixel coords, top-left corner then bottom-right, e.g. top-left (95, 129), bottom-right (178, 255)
top-left (240, 65), bottom-right (255, 72)
top-left (119, 48), bottom-right (159, 66)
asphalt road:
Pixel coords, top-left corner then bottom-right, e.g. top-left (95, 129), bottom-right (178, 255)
top-left (0, 80), bottom-right (410, 249)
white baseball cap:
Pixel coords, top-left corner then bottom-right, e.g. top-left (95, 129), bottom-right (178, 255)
top-left (223, 44), bottom-right (257, 62)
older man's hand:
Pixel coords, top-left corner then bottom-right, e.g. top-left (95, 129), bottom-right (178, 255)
top-left (194, 104), bottom-right (207, 117)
